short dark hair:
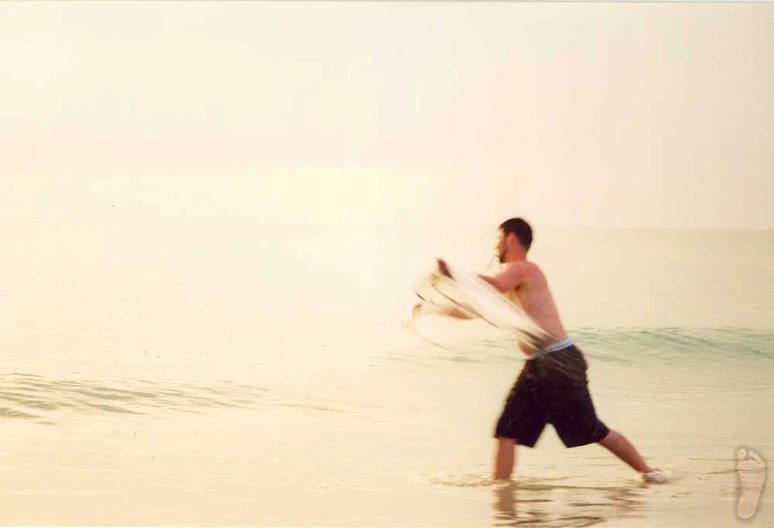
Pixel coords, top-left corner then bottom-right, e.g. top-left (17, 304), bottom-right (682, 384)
top-left (499, 217), bottom-right (533, 250)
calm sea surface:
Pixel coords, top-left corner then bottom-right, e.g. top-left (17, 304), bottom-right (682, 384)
top-left (1, 224), bottom-right (772, 526)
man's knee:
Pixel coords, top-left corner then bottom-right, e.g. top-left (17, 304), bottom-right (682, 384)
top-left (496, 437), bottom-right (517, 448)
top-left (597, 429), bottom-right (616, 446)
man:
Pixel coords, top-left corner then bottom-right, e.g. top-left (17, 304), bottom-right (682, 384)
top-left (433, 217), bottom-right (662, 482)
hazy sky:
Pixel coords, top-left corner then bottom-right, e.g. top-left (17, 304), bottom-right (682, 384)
top-left (1, 2), bottom-right (772, 230)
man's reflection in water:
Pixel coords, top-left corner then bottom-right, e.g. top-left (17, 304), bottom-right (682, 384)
top-left (492, 480), bottom-right (645, 527)
top-left (492, 481), bottom-right (551, 526)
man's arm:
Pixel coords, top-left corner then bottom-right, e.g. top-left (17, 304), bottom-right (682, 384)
top-left (478, 262), bottom-right (528, 293)
top-left (413, 302), bottom-right (473, 320)
top-left (414, 258), bottom-right (474, 319)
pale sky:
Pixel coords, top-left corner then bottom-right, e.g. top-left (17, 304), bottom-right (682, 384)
top-left (1, 2), bottom-right (772, 230)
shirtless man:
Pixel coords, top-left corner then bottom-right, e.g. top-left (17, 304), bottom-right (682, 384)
top-left (433, 217), bottom-right (659, 482)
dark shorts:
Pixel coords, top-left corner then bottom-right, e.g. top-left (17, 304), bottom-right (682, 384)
top-left (494, 344), bottom-right (609, 448)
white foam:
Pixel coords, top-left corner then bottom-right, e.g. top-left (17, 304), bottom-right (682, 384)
top-left (643, 470), bottom-right (673, 484)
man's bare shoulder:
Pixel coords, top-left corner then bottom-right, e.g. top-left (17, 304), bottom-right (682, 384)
top-left (493, 261), bottom-right (542, 288)
top-left (506, 260), bottom-right (542, 274)
top-left (518, 261), bottom-right (548, 284)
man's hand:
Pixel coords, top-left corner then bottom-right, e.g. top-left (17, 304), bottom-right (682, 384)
top-left (436, 258), bottom-right (451, 278)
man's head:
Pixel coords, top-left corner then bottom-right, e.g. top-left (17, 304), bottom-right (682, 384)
top-left (497, 217), bottom-right (532, 263)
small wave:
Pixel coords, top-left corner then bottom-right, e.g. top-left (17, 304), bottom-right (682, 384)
top-left (394, 327), bottom-right (774, 367)
top-left (573, 327), bottom-right (774, 364)
top-left (0, 374), bottom-right (342, 425)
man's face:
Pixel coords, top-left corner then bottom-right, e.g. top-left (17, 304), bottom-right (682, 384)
top-left (496, 230), bottom-right (507, 263)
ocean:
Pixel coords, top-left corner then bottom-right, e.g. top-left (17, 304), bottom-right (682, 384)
top-left (1, 223), bottom-right (772, 526)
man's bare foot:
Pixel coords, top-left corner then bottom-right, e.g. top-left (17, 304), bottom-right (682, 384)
top-left (736, 447), bottom-right (766, 520)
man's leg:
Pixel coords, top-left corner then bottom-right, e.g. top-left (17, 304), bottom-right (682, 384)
top-left (494, 437), bottom-right (517, 480)
top-left (598, 429), bottom-right (654, 473)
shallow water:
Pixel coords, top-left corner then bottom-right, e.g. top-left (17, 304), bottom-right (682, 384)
top-left (1, 228), bottom-right (772, 526)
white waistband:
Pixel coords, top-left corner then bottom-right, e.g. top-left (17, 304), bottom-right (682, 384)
top-left (543, 338), bottom-right (574, 353)
top-left (527, 338), bottom-right (575, 360)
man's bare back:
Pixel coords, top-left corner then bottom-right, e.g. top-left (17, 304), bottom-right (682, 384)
top-left (490, 261), bottom-right (569, 349)
top-left (475, 222), bottom-right (569, 351)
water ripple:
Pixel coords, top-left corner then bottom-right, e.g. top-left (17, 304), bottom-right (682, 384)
top-left (0, 374), bottom-right (340, 424)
